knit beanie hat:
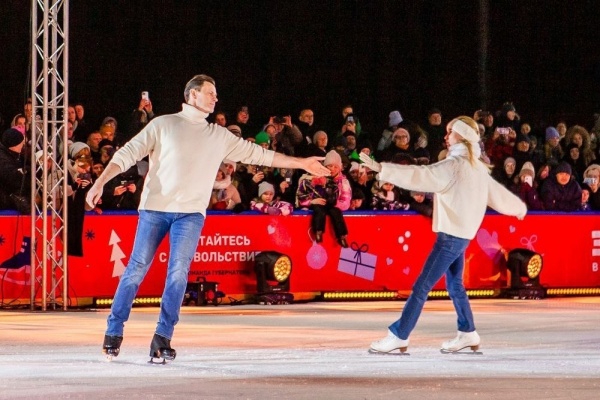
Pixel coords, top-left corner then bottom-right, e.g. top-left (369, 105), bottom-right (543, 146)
top-left (258, 181), bottom-right (275, 197)
top-left (545, 127), bottom-right (560, 140)
top-left (323, 150), bottom-right (342, 167)
top-left (333, 135), bottom-right (347, 148)
top-left (503, 157), bottom-right (516, 167)
top-left (102, 116), bottom-right (118, 129)
top-left (1, 128), bottom-right (25, 148)
top-left (555, 161), bottom-right (572, 175)
top-left (392, 128), bottom-right (410, 141)
top-left (223, 159), bottom-right (236, 172)
top-left (98, 139), bottom-right (114, 149)
top-left (255, 131), bottom-right (270, 145)
top-left (388, 110), bottom-right (403, 127)
top-left (519, 161), bottom-right (535, 178)
top-left (68, 141), bottom-right (90, 159)
top-left (515, 134), bottom-right (531, 144)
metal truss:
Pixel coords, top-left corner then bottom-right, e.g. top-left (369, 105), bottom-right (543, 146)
top-left (30, 0), bottom-right (69, 310)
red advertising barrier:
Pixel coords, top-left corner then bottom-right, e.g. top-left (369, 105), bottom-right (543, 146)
top-left (1, 211), bottom-right (599, 303)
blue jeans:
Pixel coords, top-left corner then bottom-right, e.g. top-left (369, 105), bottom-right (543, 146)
top-left (389, 232), bottom-right (475, 340)
top-left (106, 210), bottom-right (204, 340)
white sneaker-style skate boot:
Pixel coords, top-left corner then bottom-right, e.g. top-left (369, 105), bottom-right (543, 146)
top-left (369, 330), bottom-right (409, 354)
top-left (441, 330), bottom-right (480, 353)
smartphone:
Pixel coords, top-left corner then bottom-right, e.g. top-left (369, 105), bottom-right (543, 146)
top-left (346, 115), bottom-right (354, 123)
top-left (141, 91), bottom-right (149, 101)
top-left (583, 177), bottom-right (597, 185)
top-left (497, 127), bottom-right (510, 135)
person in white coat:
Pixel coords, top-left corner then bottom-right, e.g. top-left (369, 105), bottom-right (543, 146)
top-left (360, 115), bottom-right (527, 354)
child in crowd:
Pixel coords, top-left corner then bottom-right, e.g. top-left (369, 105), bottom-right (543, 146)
top-left (250, 181), bottom-right (293, 216)
top-left (296, 150), bottom-right (351, 247)
top-left (580, 183), bottom-right (593, 211)
top-left (370, 181), bottom-right (410, 211)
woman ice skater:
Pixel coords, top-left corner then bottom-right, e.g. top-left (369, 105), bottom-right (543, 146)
top-left (360, 116), bottom-right (527, 354)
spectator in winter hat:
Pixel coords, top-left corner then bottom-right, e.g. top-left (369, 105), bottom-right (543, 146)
top-left (515, 161), bottom-right (544, 210)
top-left (377, 110), bottom-right (404, 153)
top-left (296, 149), bottom-right (352, 247)
top-left (379, 127), bottom-right (414, 162)
top-left (540, 161), bottom-right (582, 212)
top-left (0, 128), bottom-right (30, 211)
top-left (254, 131), bottom-right (271, 149)
top-left (543, 127), bottom-right (564, 167)
top-left (1, 127), bottom-right (25, 150)
top-left (512, 134), bottom-right (533, 172)
top-left (250, 181), bottom-right (293, 216)
top-left (545, 126), bottom-right (560, 142)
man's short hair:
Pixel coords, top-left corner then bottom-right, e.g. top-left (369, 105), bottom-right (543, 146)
top-left (184, 74), bottom-right (216, 102)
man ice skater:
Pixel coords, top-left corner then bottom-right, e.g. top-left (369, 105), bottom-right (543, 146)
top-left (86, 74), bottom-right (330, 362)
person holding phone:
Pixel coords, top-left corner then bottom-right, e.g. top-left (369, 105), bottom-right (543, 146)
top-left (131, 90), bottom-right (155, 135)
top-left (582, 164), bottom-right (600, 210)
top-left (360, 116), bottom-right (527, 354)
top-left (86, 74), bottom-right (330, 363)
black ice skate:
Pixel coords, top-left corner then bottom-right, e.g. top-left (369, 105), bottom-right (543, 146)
top-left (102, 335), bottom-right (123, 361)
top-left (148, 333), bottom-right (176, 364)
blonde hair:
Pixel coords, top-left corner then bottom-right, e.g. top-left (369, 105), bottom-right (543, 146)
top-left (447, 116), bottom-right (480, 166)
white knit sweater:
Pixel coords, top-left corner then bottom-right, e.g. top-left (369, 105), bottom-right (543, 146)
top-left (378, 150), bottom-right (527, 239)
top-left (110, 103), bottom-right (274, 215)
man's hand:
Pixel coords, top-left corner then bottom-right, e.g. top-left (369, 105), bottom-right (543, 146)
top-left (300, 157), bottom-right (330, 177)
top-left (359, 152), bottom-right (382, 172)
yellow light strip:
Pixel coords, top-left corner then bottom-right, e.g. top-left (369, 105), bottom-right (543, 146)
top-left (322, 291), bottom-right (398, 300)
top-left (546, 288), bottom-right (600, 296)
top-left (428, 290), bottom-right (496, 298)
top-left (95, 297), bottom-right (162, 306)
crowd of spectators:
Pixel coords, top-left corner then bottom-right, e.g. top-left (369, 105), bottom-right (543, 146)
top-left (3, 96), bottom-right (600, 226)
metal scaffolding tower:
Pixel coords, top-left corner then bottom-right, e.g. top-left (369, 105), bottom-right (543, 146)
top-left (30, 0), bottom-right (69, 310)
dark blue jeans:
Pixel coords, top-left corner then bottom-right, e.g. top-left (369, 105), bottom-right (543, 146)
top-left (389, 232), bottom-right (475, 339)
top-left (106, 210), bottom-right (204, 339)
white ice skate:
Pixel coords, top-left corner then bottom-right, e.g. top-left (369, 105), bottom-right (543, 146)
top-left (440, 330), bottom-right (481, 354)
top-left (368, 330), bottom-right (409, 355)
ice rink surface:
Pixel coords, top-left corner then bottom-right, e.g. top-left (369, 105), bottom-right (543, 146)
top-left (0, 297), bottom-right (599, 399)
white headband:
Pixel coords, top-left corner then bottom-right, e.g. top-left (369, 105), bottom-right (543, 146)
top-left (452, 120), bottom-right (479, 143)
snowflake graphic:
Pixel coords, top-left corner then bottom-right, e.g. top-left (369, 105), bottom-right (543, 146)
top-left (85, 230), bottom-right (96, 240)
top-left (0, 234), bottom-right (5, 246)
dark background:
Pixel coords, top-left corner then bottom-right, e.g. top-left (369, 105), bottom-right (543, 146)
top-left (1, 0), bottom-right (599, 138)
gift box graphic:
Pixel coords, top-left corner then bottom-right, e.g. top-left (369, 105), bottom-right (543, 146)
top-left (338, 242), bottom-right (377, 281)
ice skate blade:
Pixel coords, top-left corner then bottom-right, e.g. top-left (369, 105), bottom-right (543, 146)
top-left (440, 345), bottom-right (482, 355)
top-left (148, 357), bottom-right (168, 365)
top-left (368, 348), bottom-right (410, 356)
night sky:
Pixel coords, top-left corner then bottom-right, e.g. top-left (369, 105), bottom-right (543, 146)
top-left (1, 0), bottom-right (599, 138)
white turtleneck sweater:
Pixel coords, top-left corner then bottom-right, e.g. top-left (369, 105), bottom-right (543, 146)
top-left (378, 144), bottom-right (527, 239)
top-left (110, 103), bottom-right (274, 215)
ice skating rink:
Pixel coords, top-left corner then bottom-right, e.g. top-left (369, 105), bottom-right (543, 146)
top-left (1, 297), bottom-right (599, 400)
